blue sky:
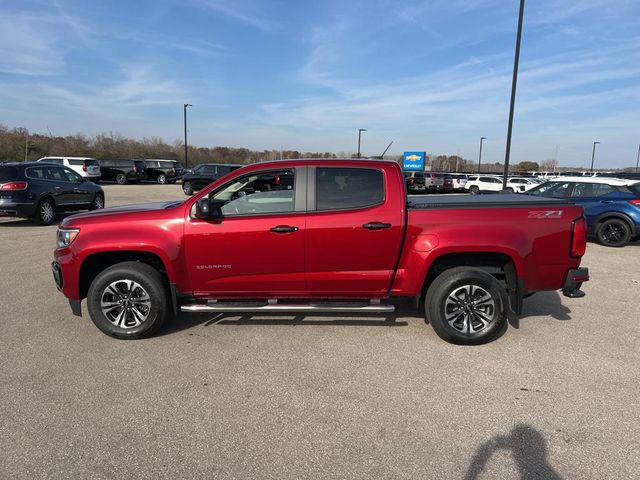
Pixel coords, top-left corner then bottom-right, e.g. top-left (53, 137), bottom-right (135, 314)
top-left (1, 0), bottom-right (638, 168)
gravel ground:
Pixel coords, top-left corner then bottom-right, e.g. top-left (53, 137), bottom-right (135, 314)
top-left (1, 184), bottom-right (639, 479)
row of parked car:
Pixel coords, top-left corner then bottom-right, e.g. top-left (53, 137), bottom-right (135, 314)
top-left (2, 158), bottom-right (639, 247)
top-left (35, 157), bottom-right (186, 185)
top-left (403, 171), bottom-right (544, 194)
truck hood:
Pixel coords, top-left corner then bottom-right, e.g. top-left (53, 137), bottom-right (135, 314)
top-left (60, 201), bottom-right (184, 227)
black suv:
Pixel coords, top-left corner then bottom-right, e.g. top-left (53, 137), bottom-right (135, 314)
top-left (0, 162), bottom-right (104, 225)
top-left (182, 163), bottom-right (243, 195)
top-left (98, 159), bottom-right (148, 184)
top-left (144, 159), bottom-right (181, 184)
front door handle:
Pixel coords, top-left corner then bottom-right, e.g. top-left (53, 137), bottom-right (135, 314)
top-left (270, 225), bottom-right (299, 233)
top-left (600, 200), bottom-right (613, 204)
top-left (363, 222), bottom-right (392, 230)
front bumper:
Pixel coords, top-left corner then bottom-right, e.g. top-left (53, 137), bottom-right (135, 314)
top-left (562, 267), bottom-right (589, 298)
top-left (52, 260), bottom-right (82, 316)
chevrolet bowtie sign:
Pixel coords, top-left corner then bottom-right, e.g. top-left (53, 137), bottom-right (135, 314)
top-left (403, 151), bottom-right (426, 171)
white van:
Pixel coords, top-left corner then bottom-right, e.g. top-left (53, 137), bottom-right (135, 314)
top-left (37, 157), bottom-right (101, 181)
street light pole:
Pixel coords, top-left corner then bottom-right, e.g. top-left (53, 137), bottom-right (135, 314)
top-left (477, 136), bottom-right (486, 173)
top-left (503, 0), bottom-right (526, 188)
top-left (636, 144), bottom-right (639, 173)
top-left (590, 141), bottom-right (600, 173)
top-left (183, 103), bottom-right (192, 169)
top-left (357, 128), bottom-right (366, 158)
top-left (24, 130), bottom-right (29, 162)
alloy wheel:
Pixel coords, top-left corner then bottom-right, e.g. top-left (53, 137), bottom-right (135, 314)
top-left (100, 279), bottom-right (152, 329)
top-left (444, 284), bottom-right (496, 334)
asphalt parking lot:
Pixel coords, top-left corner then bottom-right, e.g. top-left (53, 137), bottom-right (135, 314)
top-left (1, 184), bottom-right (639, 479)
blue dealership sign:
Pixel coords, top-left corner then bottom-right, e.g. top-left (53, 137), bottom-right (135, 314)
top-left (403, 151), bottom-right (426, 171)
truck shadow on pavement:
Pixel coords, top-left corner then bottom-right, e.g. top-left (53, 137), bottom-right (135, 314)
top-left (509, 291), bottom-right (571, 329)
top-left (464, 423), bottom-right (562, 479)
top-left (160, 310), bottom-right (409, 336)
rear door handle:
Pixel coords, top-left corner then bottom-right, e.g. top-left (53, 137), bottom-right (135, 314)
top-left (600, 200), bottom-right (613, 204)
top-left (363, 222), bottom-right (392, 230)
top-left (270, 225), bottom-right (299, 233)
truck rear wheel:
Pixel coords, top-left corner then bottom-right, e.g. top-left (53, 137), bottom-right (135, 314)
top-left (424, 267), bottom-right (507, 345)
top-left (87, 262), bottom-right (168, 339)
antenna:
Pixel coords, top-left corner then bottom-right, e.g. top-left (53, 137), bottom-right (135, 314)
top-left (380, 141), bottom-right (393, 157)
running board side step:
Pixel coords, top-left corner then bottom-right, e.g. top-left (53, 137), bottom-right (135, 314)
top-left (180, 301), bottom-right (395, 314)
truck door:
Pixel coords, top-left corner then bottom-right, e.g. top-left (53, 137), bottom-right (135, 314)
top-left (184, 167), bottom-right (307, 296)
top-left (305, 165), bottom-right (405, 296)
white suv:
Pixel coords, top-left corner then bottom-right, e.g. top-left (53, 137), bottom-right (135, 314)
top-left (505, 177), bottom-right (540, 193)
top-left (465, 175), bottom-right (504, 194)
top-left (37, 157), bottom-right (101, 181)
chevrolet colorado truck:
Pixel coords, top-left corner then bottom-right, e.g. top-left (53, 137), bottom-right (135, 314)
top-left (52, 159), bottom-right (589, 344)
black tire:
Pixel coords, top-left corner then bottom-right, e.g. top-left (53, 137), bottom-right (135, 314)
top-left (89, 193), bottom-right (105, 211)
top-left (424, 267), bottom-right (507, 345)
top-left (87, 262), bottom-right (169, 339)
top-left (469, 185), bottom-right (480, 195)
top-left (157, 174), bottom-right (167, 184)
top-left (34, 198), bottom-right (56, 226)
top-left (183, 181), bottom-right (194, 196)
top-left (596, 218), bottom-right (631, 247)
top-left (115, 173), bottom-right (127, 185)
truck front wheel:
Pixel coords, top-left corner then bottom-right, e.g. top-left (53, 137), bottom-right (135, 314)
top-left (424, 267), bottom-right (507, 345)
top-left (86, 262), bottom-right (168, 339)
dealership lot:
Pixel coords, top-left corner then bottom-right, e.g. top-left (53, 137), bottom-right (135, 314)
top-left (1, 184), bottom-right (639, 479)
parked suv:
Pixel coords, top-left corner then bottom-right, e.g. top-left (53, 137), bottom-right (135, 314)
top-left (426, 172), bottom-right (454, 192)
top-left (527, 177), bottom-right (640, 247)
top-left (98, 159), bottom-right (148, 184)
top-left (37, 157), bottom-right (101, 182)
top-left (505, 177), bottom-right (541, 193)
top-left (0, 162), bottom-right (104, 225)
top-left (404, 171), bottom-right (427, 194)
top-left (182, 163), bottom-right (243, 195)
top-left (465, 175), bottom-right (504, 194)
top-left (450, 173), bottom-right (469, 191)
top-left (144, 159), bottom-right (181, 184)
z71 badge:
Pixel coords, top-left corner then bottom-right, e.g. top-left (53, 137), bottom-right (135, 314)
top-left (528, 210), bottom-right (563, 219)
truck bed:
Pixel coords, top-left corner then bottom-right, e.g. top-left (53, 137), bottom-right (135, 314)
top-left (407, 193), bottom-right (572, 209)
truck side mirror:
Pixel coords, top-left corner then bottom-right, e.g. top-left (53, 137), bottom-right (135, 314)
top-left (193, 197), bottom-right (225, 221)
top-left (194, 197), bottom-right (210, 219)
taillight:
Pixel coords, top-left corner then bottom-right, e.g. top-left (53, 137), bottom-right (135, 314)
top-left (571, 217), bottom-right (587, 257)
top-left (275, 175), bottom-right (281, 186)
top-left (409, 177), bottom-right (414, 186)
top-left (629, 199), bottom-right (640, 208)
top-left (133, 166), bottom-right (138, 173)
top-left (0, 181), bottom-right (28, 191)
top-left (82, 165), bottom-right (87, 172)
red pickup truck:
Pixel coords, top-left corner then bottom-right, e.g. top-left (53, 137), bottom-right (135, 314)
top-left (52, 159), bottom-right (589, 344)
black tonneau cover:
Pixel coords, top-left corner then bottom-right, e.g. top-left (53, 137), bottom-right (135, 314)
top-left (408, 193), bottom-right (573, 210)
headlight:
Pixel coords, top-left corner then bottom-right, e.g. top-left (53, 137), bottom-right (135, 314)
top-left (57, 228), bottom-right (80, 248)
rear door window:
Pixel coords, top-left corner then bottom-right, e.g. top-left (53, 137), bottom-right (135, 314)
top-left (315, 167), bottom-right (384, 211)
top-left (68, 159), bottom-right (84, 166)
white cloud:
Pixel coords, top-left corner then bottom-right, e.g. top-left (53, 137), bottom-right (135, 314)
top-left (191, 0), bottom-right (277, 31)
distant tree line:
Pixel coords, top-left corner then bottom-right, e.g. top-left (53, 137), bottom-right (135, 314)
top-left (2, 125), bottom-right (635, 173)
top-left (0, 125), bottom-right (338, 166)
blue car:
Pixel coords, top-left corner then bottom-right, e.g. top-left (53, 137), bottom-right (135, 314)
top-left (527, 177), bottom-right (640, 247)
